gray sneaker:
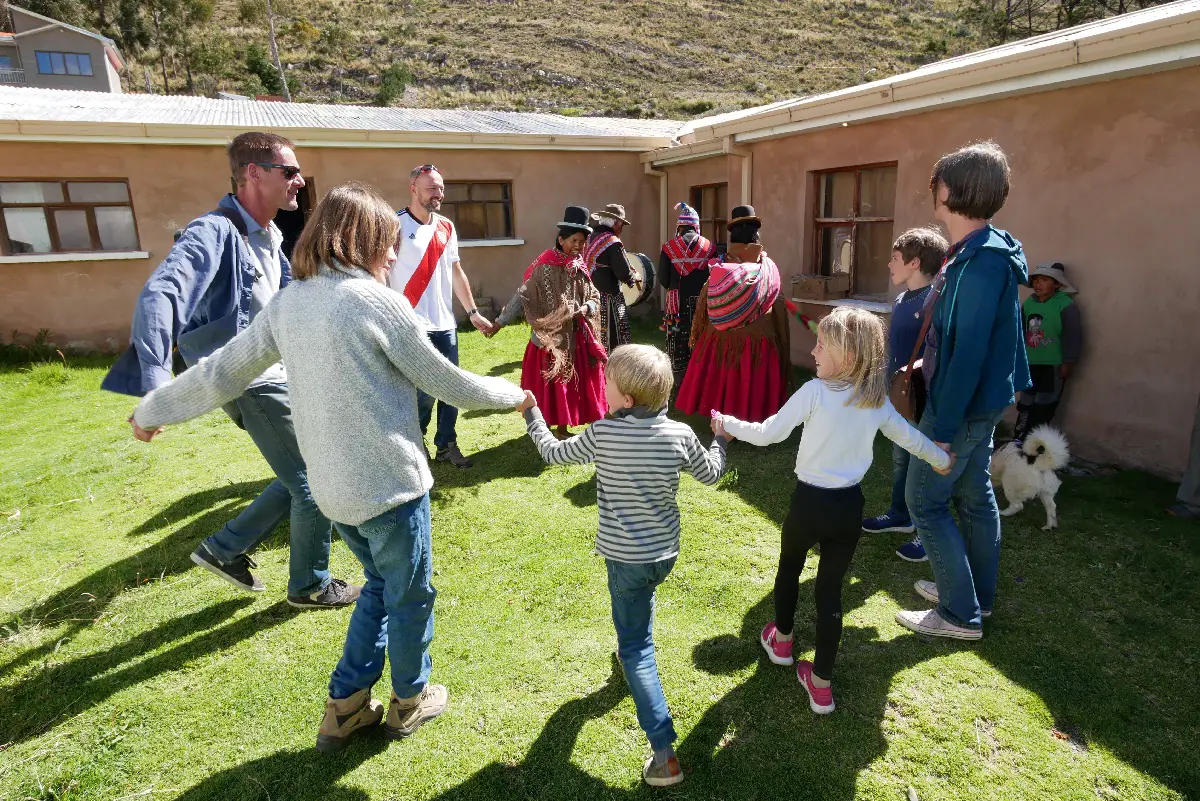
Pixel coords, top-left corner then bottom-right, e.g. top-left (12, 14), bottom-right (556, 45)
top-left (895, 608), bottom-right (982, 640)
top-left (643, 753), bottom-right (684, 787)
top-left (288, 578), bottom-right (361, 610)
top-left (436, 442), bottom-right (473, 468)
top-left (913, 580), bottom-right (991, 618)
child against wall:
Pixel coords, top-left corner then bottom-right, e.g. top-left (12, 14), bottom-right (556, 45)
top-left (714, 307), bottom-right (952, 714)
top-left (1015, 262), bottom-right (1081, 441)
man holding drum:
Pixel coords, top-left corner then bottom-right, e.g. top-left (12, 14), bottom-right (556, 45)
top-left (582, 203), bottom-right (637, 353)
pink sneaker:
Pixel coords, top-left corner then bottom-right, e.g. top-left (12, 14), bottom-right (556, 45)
top-left (760, 622), bottom-right (794, 666)
top-left (796, 661), bottom-right (835, 714)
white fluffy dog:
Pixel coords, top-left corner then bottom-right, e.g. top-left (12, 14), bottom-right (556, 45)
top-left (991, 425), bottom-right (1070, 530)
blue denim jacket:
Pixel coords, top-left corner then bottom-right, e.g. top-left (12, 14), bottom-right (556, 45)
top-left (102, 194), bottom-right (292, 397)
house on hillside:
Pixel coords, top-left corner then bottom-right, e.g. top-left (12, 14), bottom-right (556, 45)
top-left (0, 4), bottom-right (124, 92)
top-left (0, 0), bottom-right (1198, 477)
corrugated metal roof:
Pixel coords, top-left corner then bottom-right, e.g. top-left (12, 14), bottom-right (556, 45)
top-left (0, 86), bottom-right (685, 140)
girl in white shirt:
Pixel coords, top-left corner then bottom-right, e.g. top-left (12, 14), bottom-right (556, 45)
top-left (713, 306), bottom-right (952, 714)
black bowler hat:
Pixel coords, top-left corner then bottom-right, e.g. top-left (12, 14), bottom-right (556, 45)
top-left (558, 205), bottom-right (593, 234)
top-left (728, 205), bottom-right (760, 229)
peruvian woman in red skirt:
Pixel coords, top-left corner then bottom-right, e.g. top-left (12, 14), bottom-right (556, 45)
top-left (492, 205), bottom-right (607, 438)
top-left (675, 205), bottom-right (792, 423)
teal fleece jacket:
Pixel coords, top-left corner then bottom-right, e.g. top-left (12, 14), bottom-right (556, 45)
top-left (923, 225), bottom-right (1032, 443)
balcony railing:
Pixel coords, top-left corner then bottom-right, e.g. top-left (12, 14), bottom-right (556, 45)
top-left (0, 67), bottom-right (26, 84)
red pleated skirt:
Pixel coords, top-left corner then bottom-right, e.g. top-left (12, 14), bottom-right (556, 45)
top-left (520, 329), bottom-right (607, 427)
top-left (675, 332), bottom-right (788, 423)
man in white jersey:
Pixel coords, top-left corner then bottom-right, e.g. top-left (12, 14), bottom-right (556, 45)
top-left (389, 165), bottom-right (494, 468)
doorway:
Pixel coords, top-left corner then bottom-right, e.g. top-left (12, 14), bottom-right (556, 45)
top-left (273, 177), bottom-right (315, 260)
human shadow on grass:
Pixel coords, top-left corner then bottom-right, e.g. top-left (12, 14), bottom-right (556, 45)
top-left (427, 436), bottom-right (546, 495)
top-left (423, 653), bottom-right (630, 801)
top-left (485, 359), bottom-right (522, 378)
top-left (169, 655), bottom-right (629, 801)
top-left (170, 739), bottom-right (386, 801)
top-left (563, 475), bottom-right (596, 508)
top-left (956, 467), bottom-right (1200, 796)
top-left (1, 480), bottom-right (271, 676)
top-left (676, 586), bottom-right (942, 800)
top-left (0, 599), bottom-right (293, 747)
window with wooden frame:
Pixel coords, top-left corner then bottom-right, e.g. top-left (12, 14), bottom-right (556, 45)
top-left (690, 183), bottom-right (728, 245)
top-left (0, 180), bottom-right (140, 255)
top-left (812, 164), bottom-right (897, 298)
top-left (439, 181), bottom-right (514, 240)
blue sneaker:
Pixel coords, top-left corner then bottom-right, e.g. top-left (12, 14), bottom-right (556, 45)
top-left (862, 513), bottom-right (915, 534)
top-left (895, 535), bottom-right (928, 562)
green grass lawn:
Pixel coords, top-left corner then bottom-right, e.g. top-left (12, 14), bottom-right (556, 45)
top-left (2, 320), bottom-right (1198, 801)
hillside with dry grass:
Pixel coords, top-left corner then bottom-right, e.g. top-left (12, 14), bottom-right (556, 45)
top-left (124, 0), bottom-right (980, 117)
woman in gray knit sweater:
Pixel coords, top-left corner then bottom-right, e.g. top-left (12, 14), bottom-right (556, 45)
top-left (130, 183), bottom-right (525, 752)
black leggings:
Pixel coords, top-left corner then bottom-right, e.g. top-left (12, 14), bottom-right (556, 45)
top-left (774, 481), bottom-right (865, 681)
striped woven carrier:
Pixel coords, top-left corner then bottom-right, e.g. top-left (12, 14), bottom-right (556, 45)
top-left (707, 255), bottom-right (781, 331)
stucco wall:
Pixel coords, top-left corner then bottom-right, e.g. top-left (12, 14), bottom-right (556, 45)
top-left (0, 142), bottom-right (659, 347)
top-left (667, 65), bottom-right (1200, 476)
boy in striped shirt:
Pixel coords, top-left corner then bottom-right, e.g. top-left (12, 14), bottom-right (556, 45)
top-left (518, 344), bottom-right (727, 787)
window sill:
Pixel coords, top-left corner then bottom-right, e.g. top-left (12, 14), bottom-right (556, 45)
top-left (791, 296), bottom-right (892, 314)
top-left (457, 239), bottom-right (525, 249)
top-left (0, 251), bottom-right (150, 264)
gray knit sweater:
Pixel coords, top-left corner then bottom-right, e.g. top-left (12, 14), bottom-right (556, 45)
top-left (135, 265), bottom-right (525, 525)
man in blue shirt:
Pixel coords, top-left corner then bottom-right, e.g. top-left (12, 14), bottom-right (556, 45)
top-left (104, 132), bottom-right (360, 610)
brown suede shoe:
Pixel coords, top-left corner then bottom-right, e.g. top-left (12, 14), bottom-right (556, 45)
top-left (315, 687), bottom-right (384, 753)
top-left (384, 684), bottom-right (448, 739)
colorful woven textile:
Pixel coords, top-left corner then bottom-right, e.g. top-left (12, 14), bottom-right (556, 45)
top-left (581, 230), bottom-right (619, 274)
top-left (706, 254), bottom-right (781, 331)
top-left (662, 233), bottom-right (715, 277)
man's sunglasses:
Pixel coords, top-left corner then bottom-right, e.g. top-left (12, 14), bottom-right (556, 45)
top-left (243, 162), bottom-right (302, 180)
top-left (410, 164), bottom-right (438, 178)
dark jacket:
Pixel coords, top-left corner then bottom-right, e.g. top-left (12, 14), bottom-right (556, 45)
top-left (923, 225), bottom-right (1031, 442)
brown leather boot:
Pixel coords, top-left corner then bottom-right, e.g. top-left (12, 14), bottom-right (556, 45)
top-left (315, 687), bottom-right (384, 752)
top-left (384, 684), bottom-right (448, 739)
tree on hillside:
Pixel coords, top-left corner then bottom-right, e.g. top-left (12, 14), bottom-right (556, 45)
top-left (16, 0), bottom-right (85, 25)
top-left (162, 0), bottom-right (214, 94)
top-left (264, 0), bottom-right (290, 101)
top-left (959, 0), bottom-right (1175, 44)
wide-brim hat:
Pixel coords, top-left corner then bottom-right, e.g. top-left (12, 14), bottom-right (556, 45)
top-left (728, 205), bottom-right (760, 229)
top-left (558, 205), bottom-right (593, 234)
top-left (1029, 262), bottom-right (1076, 293)
top-left (591, 203), bottom-right (632, 226)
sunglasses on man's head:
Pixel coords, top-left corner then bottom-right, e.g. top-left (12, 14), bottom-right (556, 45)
top-left (243, 162), bottom-right (302, 180)
top-left (410, 164), bottom-right (438, 178)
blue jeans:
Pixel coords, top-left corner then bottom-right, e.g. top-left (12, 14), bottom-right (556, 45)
top-left (417, 329), bottom-right (459, 448)
top-left (905, 408), bottom-right (1005, 629)
top-left (888, 444), bottom-right (912, 521)
top-left (328, 494), bottom-right (435, 700)
top-left (203, 382), bottom-right (331, 597)
top-left (606, 557), bottom-right (678, 752)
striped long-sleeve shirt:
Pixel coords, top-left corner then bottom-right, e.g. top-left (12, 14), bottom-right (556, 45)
top-left (524, 406), bottom-right (727, 564)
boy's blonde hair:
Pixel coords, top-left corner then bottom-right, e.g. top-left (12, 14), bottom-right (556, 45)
top-left (817, 306), bottom-right (888, 409)
top-left (606, 344), bottom-right (673, 410)
top-left (292, 182), bottom-right (400, 282)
